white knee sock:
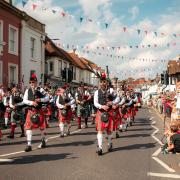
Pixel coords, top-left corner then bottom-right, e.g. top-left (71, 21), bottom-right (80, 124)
top-left (40, 130), bottom-right (46, 140)
top-left (59, 123), bottom-right (64, 134)
top-left (97, 133), bottom-right (103, 149)
top-left (26, 130), bottom-right (32, 146)
top-left (108, 134), bottom-right (112, 145)
top-left (5, 118), bottom-right (8, 126)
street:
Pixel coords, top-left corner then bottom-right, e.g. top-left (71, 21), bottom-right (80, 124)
top-left (0, 107), bottom-right (179, 180)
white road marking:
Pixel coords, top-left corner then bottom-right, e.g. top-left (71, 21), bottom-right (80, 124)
top-left (0, 128), bottom-right (83, 158)
top-left (152, 147), bottom-right (161, 157)
top-left (152, 157), bottom-right (176, 173)
top-left (147, 172), bottom-right (180, 178)
top-left (150, 116), bottom-right (176, 173)
top-left (0, 158), bottom-right (14, 162)
top-left (149, 117), bottom-right (154, 120)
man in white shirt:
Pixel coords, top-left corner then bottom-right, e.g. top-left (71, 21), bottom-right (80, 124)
top-left (23, 74), bottom-right (49, 152)
top-left (56, 85), bottom-right (75, 137)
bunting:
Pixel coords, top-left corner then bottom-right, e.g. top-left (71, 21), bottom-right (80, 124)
top-left (18, 0), bottom-right (180, 38)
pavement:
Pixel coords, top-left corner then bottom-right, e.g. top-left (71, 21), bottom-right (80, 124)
top-left (0, 107), bottom-right (180, 180)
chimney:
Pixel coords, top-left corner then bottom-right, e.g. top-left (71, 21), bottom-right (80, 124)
top-left (4, 0), bottom-right (13, 4)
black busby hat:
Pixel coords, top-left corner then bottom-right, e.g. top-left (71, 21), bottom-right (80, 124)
top-left (29, 73), bottom-right (37, 82)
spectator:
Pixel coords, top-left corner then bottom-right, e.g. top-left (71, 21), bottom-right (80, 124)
top-left (162, 123), bottom-right (180, 154)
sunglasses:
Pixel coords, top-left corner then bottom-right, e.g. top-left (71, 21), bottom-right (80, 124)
top-left (29, 81), bottom-right (35, 84)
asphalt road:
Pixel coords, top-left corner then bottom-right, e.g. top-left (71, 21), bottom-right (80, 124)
top-left (0, 107), bottom-right (179, 180)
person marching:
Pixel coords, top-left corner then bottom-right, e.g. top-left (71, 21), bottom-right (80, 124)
top-left (3, 90), bottom-right (11, 129)
top-left (23, 74), bottom-right (49, 152)
top-left (7, 87), bottom-right (26, 138)
top-left (0, 93), bottom-right (5, 140)
top-left (75, 84), bottom-right (91, 129)
top-left (94, 73), bottom-right (116, 155)
top-left (56, 85), bottom-right (75, 137)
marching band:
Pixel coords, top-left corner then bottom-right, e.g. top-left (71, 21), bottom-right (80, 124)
top-left (0, 73), bottom-right (140, 156)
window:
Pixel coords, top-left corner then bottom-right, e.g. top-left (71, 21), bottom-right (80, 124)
top-left (0, 61), bottom-right (2, 84)
top-left (8, 63), bottom-right (18, 87)
top-left (59, 60), bottom-right (62, 77)
top-left (73, 66), bottom-right (76, 80)
top-left (9, 25), bottom-right (18, 55)
top-left (49, 62), bottom-right (54, 72)
top-left (30, 37), bottom-right (36, 59)
top-left (0, 20), bottom-right (3, 43)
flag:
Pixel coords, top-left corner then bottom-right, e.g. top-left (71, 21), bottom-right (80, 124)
top-left (123, 27), bottom-right (127, 32)
top-left (137, 29), bottom-right (141, 35)
top-left (22, 0), bottom-right (27, 7)
top-left (105, 23), bottom-right (108, 28)
top-left (80, 17), bottom-right (83, 23)
top-left (32, 4), bottom-right (37, 10)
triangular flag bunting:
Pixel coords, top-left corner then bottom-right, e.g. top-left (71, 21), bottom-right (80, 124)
top-left (22, 0), bottom-right (27, 7)
top-left (61, 12), bottom-right (66, 17)
top-left (105, 23), bottom-right (108, 28)
top-left (52, 10), bottom-right (56, 14)
top-left (123, 27), bottom-right (127, 32)
top-left (137, 29), bottom-right (141, 34)
top-left (154, 32), bottom-right (157, 37)
top-left (32, 4), bottom-right (37, 10)
top-left (80, 17), bottom-right (83, 23)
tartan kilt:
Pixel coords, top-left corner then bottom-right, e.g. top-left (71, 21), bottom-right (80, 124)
top-left (95, 109), bottom-right (113, 132)
top-left (0, 110), bottom-right (4, 126)
top-left (113, 108), bottom-right (121, 130)
top-left (4, 107), bottom-right (11, 119)
top-left (58, 109), bottom-right (72, 124)
top-left (42, 105), bottom-right (52, 116)
top-left (25, 109), bottom-right (45, 130)
top-left (77, 103), bottom-right (90, 118)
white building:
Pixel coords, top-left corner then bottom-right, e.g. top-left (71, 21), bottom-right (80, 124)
top-left (21, 15), bottom-right (45, 89)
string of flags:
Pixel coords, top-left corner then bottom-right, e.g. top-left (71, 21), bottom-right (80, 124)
top-left (18, 0), bottom-right (180, 38)
top-left (55, 41), bottom-right (179, 52)
top-left (114, 67), bottom-right (166, 75)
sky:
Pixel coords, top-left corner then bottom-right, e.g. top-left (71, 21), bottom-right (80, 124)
top-left (14, 0), bottom-right (180, 80)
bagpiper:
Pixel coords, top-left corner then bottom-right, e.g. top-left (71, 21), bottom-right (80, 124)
top-left (75, 84), bottom-right (91, 129)
top-left (7, 87), bottom-right (26, 138)
top-left (56, 85), bottom-right (75, 137)
top-left (94, 73), bottom-right (116, 155)
top-left (23, 74), bottom-right (49, 152)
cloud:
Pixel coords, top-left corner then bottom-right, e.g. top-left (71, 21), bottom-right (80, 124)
top-left (128, 6), bottom-right (139, 20)
top-left (15, 0), bottom-right (180, 80)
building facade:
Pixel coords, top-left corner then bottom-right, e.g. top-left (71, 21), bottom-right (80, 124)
top-left (0, 0), bottom-right (22, 88)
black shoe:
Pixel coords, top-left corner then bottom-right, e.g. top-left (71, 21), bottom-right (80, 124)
top-left (97, 148), bottom-right (103, 156)
top-left (25, 145), bottom-right (32, 152)
top-left (60, 133), bottom-right (64, 138)
top-left (38, 138), bottom-right (46, 148)
top-left (116, 133), bottom-right (120, 138)
top-left (20, 133), bottom-right (25, 138)
top-left (108, 143), bottom-right (113, 152)
top-left (67, 130), bottom-right (70, 136)
top-left (41, 139), bottom-right (46, 148)
top-left (7, 134), bottom-right (14, 139)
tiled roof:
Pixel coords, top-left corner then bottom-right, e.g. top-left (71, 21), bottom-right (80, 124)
top-left (45, 37), bottom-right (73, 63)
top-left (68, 52), bottom-right (87, 69)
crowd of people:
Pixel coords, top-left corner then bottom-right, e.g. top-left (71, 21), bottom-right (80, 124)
top-left (0, 73), bottom-right (141, 155)
top-left (147, 90), bottom-right (180, 154)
